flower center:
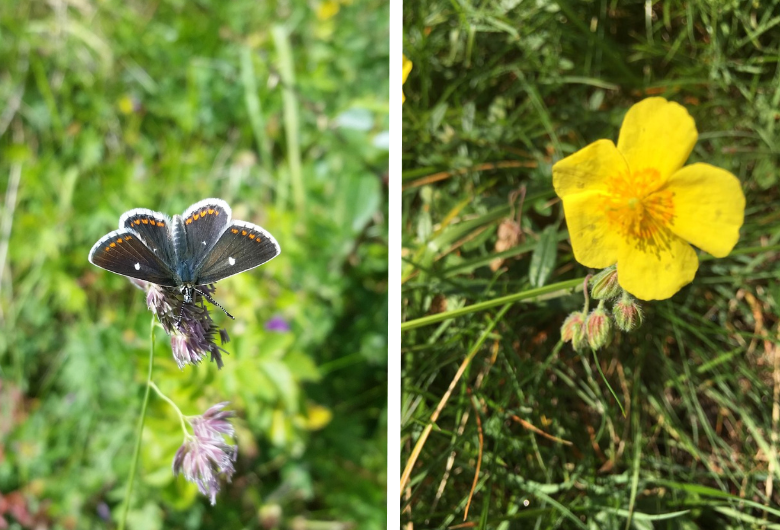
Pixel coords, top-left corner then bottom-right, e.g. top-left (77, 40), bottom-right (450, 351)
top-left (600, 168), bottom-right (675, 249)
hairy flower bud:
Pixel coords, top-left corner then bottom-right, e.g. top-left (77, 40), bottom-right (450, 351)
top-left (561, 311), bottom-right (587, 352)
top-left (586, 303), bottom-right (613, 350)
top-left (613, 292), bottom-right (643, 332)
top-left (590, 266), bottom-right (620, 300)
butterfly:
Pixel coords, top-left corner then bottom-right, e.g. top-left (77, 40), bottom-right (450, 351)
top-left (88, 198), bottom-right (280, 322)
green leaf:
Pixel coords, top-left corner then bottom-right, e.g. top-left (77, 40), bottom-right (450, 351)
top-left (528, 224), bottom-right (559, 288)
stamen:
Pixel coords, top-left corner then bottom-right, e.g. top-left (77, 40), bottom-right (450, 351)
top-left (599, 168), bottom-right (675, 254)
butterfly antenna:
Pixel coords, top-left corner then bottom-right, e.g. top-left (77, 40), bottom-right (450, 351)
top-left (194, 287), bottom-right (235, 320)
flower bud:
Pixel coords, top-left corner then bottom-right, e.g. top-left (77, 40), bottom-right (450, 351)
top-left (613, 292), bottom-right (643, 332)
top-left (561, 311), bottom-right (587, 352)
top-left (590, 266), bottom-right (620, 300)
top-left (586, 303), bottom-right (613, 350)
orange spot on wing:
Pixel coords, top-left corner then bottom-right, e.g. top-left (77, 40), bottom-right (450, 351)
top-left (186, 217), bottom-right (193, 225)
top-left (157, 221), bottom-right (165, 227)
top-left (142, 219), bottom-right (149, 224)
top-left (117, 238), bottom-right (123, 243)
top-left (231, 228), bottom-right (238, 234)
top-left (135, 219), bottom-right (141, 225)
top-left (215, 210), bottom-right (220, 215)
top-left (201, 210), bottom-right (206, 216)
top-left (241, 230), bottom-right (247, 236)
top-left (105, 247), bottom-right (110, 251)
top-left (249, 234), bottom-right (255, 239)
top-left (208, 209), bottom-right (214, 214)
top-left (126, 235), bottom-right (132, 240)
top-left (110, 243), bottom-right (116, 248)
top-left (193, 213), bottom-right (200, 221)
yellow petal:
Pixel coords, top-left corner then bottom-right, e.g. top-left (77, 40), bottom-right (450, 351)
top-left (552, 139), bottom-right (629, 199)
top-left (617, 232), bottom-right (698, 300)
top-left (561, 191), bottom-right (623, 269)
top-left (616, 97), bottom-right (697, 179)
top-left (402, 55), bottom-right (413, 84)
top-left (664, 163), bottom-right (744, 258)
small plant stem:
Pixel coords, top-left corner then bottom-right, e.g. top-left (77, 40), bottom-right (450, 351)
top-left (581, 274), bottom-right (592, 314)
top-left (149, 381), bottom-right (189, 437)
top-left (591, 347), bottom-right (626, 417)
top-left (118, 317), bottom-right (156, 530)
top-left (401, 277), bottom-right (584, 332)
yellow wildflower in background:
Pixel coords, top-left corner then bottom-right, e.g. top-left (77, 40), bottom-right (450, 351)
top-left (402, 54), bottom-right (412, 103)
top-left (552, 97), bottom-right (745, 301)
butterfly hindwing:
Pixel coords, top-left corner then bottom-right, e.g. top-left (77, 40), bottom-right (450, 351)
top-left (181, 198), bottom-right (232, 265)
top-left (88, 228), bottom-right (178, 286)
top-left (193, 220), bottom-right (280, 285)
top-left (119, 208), bottom-right (176, 269)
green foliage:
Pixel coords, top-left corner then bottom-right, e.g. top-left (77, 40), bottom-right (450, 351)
top-left (0, 0), bottom-right (387, 528)
top-left (403, 1), bottom-right (780, 528)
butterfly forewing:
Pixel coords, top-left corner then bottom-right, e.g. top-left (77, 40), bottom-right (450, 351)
top-left (88, 229), bottom-right (178, 286)
top-left (119, 208), bottom-right (176, 268)
top-left (181, 198), bottom-right (232, 265)
top-left (193, 220), bottom-right (280, 285)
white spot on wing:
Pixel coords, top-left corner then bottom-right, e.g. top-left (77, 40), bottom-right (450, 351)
top-left (202, 241), bottom-right (207, 246)
top-left (135, 263), bottom-right (141, 270)
top-left (228, 257), bottom-right (236, 266)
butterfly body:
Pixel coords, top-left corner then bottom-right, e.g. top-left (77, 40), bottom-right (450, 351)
top-left (88, 198), bottom-right (280, 313)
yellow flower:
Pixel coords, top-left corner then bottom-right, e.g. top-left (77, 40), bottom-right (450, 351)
top-left (316, 0), bottom-right (340, 20)
top-left (402, 54), bottom-right (413, 103)
top-left (552, 97), bottom-right (745, 301)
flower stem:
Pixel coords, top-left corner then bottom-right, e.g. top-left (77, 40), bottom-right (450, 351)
top-left (591, 347), bottom-right (626, 417)
top-left (118, 316), bottom-right (156, 530)
top-left (401, 277), bottom-right (584, 332)
top-left (581, 274), bottom-right (592, 314)
top-left (149, 381), bottom-right (189, 437)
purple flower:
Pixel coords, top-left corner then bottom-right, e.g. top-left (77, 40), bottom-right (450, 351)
top-left (172, 403), bottom-right (238, 505)
top-left (131, 280), bottom-right (230, 369)
top-left (264, 315), bottom-right (290, 333)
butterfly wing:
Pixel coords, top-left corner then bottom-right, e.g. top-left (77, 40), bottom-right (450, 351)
top-left (119, 208), bottom-right (176, 268)
top-left (193, 220), bottom-right (280, 285)
top-left (88, 228), bottom-right (178, 286)
top-left (180, 198), bottom-right (232, 266)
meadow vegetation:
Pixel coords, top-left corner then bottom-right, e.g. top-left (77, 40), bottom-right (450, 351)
top-left (0, 0), bottom-right (388, 528)
top-left (402, 1), bottom-right (780, 528)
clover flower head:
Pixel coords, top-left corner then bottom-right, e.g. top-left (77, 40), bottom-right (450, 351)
top-left (172, 402), bottom-right (237, 506)
top-left (552, 97), bottom-right (745, 300)
top-left (129, 279), bottom-right (230, 369)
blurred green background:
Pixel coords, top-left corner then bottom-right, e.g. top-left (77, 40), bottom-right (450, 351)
top-left (403, 1), bottom-right (780, 529)
top-left (0, 0), bottom-right (387, 528)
